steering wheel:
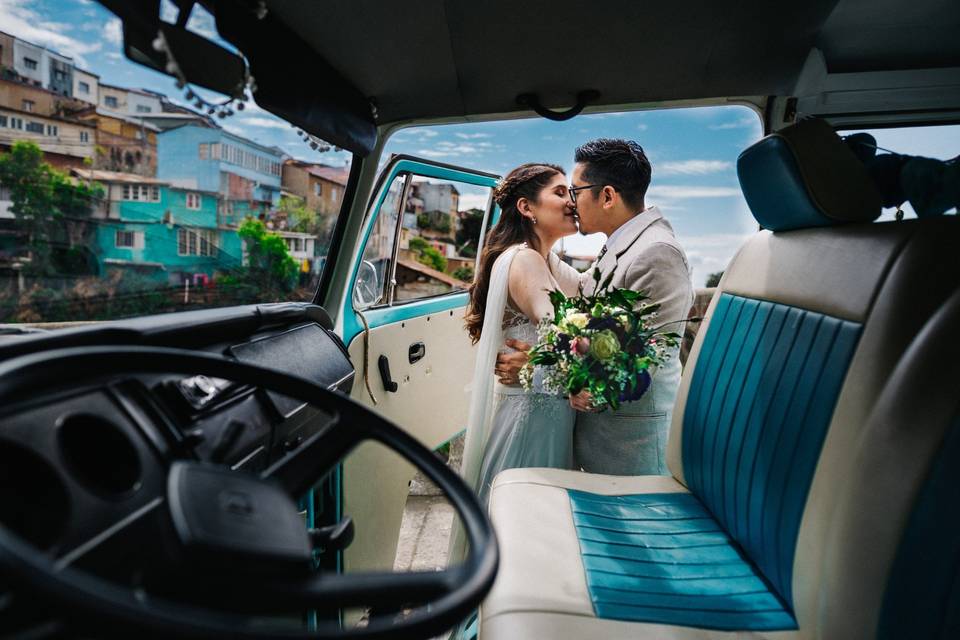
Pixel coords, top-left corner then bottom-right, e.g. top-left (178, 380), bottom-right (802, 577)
top-left (0, 346), bottom-right (498, 639)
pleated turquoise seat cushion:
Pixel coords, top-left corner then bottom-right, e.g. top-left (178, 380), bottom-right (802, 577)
top-left (568, 490), bottom-right (796, 631)
top-left (681, 293), bottom-right (862, 606)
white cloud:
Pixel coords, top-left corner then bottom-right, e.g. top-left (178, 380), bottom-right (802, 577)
top-left (709, 116), bottom-right (760, 130)
top-left (458, 193), bottom-right (491, 211)
top-left (104, 18), bottom-right (122, 46)
top-left (637, 123), bottom-right (649, 131)
top-left (455, 133), bottom-right (492, 139)
top-left (0, 0), bottom-right (103, 66)
top-left (648, 185), bottom-right (742, 199)
top-left (658, 160), bottom-right (732, 176)
top-left (238, 117), bottom-right (291, 131)
top-left (416, 148), bottom-right (460, 159)
top-left (160, 0), bottom-right (218, 40)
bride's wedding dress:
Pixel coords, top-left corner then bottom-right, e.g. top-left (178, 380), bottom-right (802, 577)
top-left (450, 244), bottom-right (575, 561)
top-left (473, 303), bottom-right (574, 505)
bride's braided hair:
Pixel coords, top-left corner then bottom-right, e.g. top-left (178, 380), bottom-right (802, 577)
top-left (465, 163), bottom-right (565, 344)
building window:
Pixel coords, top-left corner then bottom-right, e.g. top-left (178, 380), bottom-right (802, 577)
top-left (178, 228), bottom-right (218, 256)
top-left (121, 184), bottom-right (161, 202)
top-left (134, 130), bottom-right (143, 141)
top-left (135, 105), bottom-right (152, 113)
top-left (9, 118), bottom-right (22, 130)
top-left (198, 143), bottom-right (208, 159)
top-left (104, 96), bottom-right (118, 108)
top-left (23, 57), bottom-right (37, 70)
top-left (22, 100), bottom-right (34, 112)
top-left (80, 131), bottom-right (89, 143)
top-left (115, 230), bottom-right (143, 249)
top-left (46, 125), bottom-right (58, 137)
top-left (185, 193), bottom-right (201, 210)
top-left (314, 182), bottom-right (322, 197)
top-left (25, 122), bottom-right (43, 133)
top-left (0, 116), bottom-right (6, 128)
top-left (78, 81), bottom-right (90, 94)
top-left (331, 187), bottom-right (339, 203)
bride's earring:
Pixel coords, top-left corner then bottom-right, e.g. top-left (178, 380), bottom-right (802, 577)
top-left (531, 216), bottom-right (538, 225)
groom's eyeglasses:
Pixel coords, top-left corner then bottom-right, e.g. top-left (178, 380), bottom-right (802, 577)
top-left (568, 184), bottom-right (602, 205)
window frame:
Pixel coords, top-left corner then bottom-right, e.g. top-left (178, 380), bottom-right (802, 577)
top-left (350, 156), bottom-right (499, 313)
top-left (114, 229), bottom-right (142, 249)
top-left (23, 57), bottom-right (37, 70)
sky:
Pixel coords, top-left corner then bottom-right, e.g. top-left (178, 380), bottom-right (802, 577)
top-left (4, 0), bottom-right (958, 286)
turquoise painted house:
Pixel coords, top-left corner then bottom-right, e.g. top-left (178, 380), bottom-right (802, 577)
top-left (72, 169), bottom-right (243, 284)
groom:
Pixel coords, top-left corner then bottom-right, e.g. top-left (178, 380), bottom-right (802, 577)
top-left (495, 138), bottom-right (694, 475)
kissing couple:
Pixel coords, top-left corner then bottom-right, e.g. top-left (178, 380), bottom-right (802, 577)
top-left (459, 138), bottom-right (695, 511)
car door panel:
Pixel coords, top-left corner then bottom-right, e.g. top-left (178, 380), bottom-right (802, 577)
top-left (338, 157), bottom-right (497, 572)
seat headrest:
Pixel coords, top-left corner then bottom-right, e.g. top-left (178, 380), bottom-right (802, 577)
top-left (737, 118), bottom-right (882, 232)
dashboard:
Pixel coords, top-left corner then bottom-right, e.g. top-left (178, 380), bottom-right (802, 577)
top-left (0, 302), bottom-right (354, 627)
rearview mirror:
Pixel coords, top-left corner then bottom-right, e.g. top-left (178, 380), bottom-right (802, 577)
top-left (123, 22), bottom-right (247, 98)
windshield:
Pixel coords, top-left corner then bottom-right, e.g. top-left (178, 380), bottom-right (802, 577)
top-left (0, 1), bottom-right (351, 324)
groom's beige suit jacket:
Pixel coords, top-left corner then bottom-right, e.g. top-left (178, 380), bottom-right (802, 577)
top-left (556, 206), bottom-right (694, 475)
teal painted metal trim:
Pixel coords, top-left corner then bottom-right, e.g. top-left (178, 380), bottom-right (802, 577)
top-left (340, 159), bottom-right (497, 347)
top-left (435, 428), bottom-right (466, 451)
top-left (344, 293), bottom-right (468, 348)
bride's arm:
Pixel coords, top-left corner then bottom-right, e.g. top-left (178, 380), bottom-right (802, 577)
top-left (549, 253), bottom-right (583, 297)
top-left (508, 249), bottom-right (556, 324)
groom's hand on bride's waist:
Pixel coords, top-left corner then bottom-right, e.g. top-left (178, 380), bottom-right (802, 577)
top-left (495, 339), bottom-right (531, 385)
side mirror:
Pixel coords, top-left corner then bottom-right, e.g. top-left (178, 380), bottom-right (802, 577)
top-left (353, 260), bottom-right (383, 309)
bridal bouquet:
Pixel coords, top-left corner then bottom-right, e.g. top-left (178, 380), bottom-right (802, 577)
top-left (519, 268), bottom-right (680, 410)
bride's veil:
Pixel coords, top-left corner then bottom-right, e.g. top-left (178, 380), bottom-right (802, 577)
top-left (448, 244), bottom-right (523, 563)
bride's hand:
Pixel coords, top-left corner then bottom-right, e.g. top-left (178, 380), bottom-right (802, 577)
top-left (495, 339), bottom-right (531, 385)
top-left (570, 390), bottom-right (597, 412)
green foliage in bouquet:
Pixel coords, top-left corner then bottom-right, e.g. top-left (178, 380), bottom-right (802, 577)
top-left (520, 266), bottom-right (681, 411)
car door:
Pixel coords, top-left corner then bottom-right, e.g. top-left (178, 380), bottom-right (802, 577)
top-left (337, 155), bottom-right (498, 573)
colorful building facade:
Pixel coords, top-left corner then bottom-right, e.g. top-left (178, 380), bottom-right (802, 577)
top-left (72, 169), bottom-right (242, 284)
top-left (157, 124), bottom-right (285, 225)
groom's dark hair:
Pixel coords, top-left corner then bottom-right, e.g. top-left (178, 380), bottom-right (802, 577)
top-left (574, 138), bottom-right (651, 210)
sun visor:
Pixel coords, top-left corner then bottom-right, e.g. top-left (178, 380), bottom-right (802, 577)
top-left (213, 3), bottom-right (377, 157)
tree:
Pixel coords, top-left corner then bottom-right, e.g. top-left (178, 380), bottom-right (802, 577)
top-left (408, 236), bottom-right (447, 272)
top-left (452, 266), bottom-right (474, 282)
top-left (456, 208), bottom-right (484, 258)
top-left (221, 218), bottom-right (298, 296)
top-left (705, 271), bottom-right (724, 288)
top-left (279, 195), bottom-right (317, 234)
top-left (0, 141), bottom-right (103, 276)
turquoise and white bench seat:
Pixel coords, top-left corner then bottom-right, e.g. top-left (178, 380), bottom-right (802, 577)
top-left (479, 119), bottom-right (960, 639)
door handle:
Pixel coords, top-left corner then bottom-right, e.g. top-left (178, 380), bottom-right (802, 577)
top-left (378, 355), bottom-right (398, 392)
top-left (409, 342), bottom-right (426, 364)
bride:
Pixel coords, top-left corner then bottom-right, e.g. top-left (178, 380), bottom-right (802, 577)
top-left (459, 163), bottom-right (581, 510)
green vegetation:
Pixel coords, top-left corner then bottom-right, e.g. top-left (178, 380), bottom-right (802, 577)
top-left (408, 236), bottom-right (447, 272)
top-left (705, 271), bottom-right (724, 288)
top-left (0, 141), bottom-right (104, 277)
top-left (417, 210), bottom-right (451, 234)
top-left (455, 208), bottom-right (484, 258)
top-left (452, 266), bottom-right (474, 282)
top-left (217, 218), bottom-right (299, 298)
